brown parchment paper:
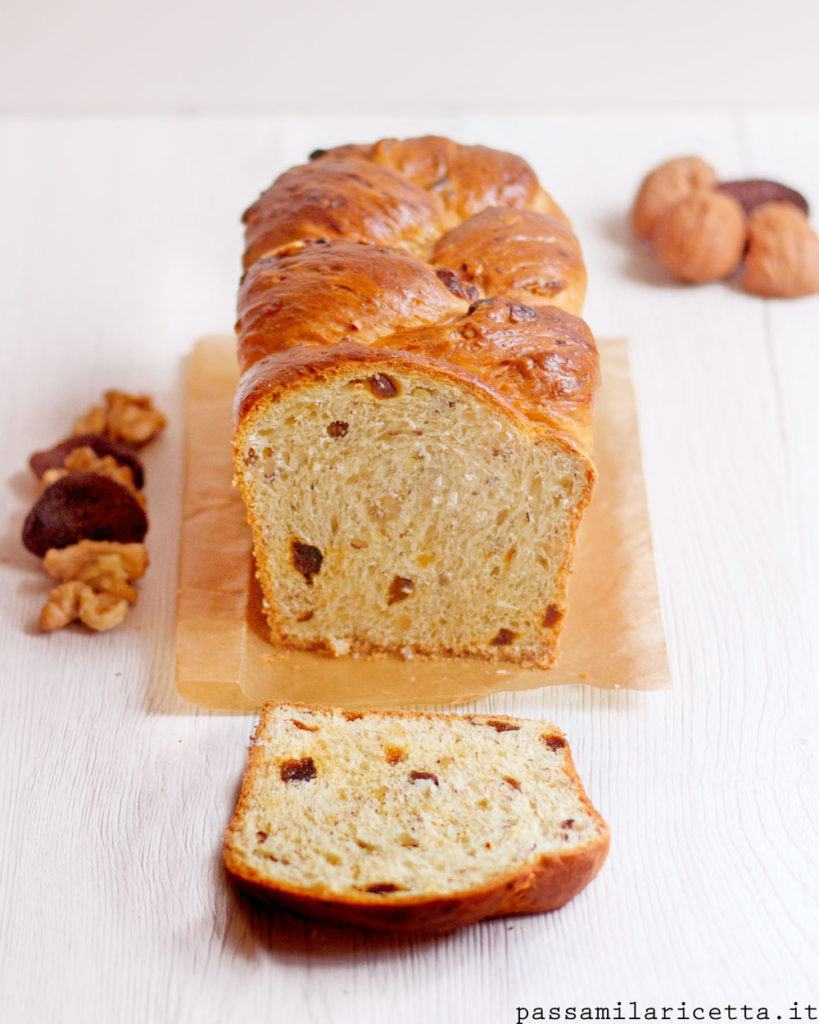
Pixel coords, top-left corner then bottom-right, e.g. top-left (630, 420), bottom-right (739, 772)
top-left (175, 335), bottom-right (670, 710)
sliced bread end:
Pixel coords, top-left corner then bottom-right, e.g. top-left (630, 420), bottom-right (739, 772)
top-left (224, 701), bottom-right (609, 932)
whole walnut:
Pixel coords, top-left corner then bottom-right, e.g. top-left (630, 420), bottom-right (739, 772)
top-left (741, 202), bottom-right (819, 298)
top-left (631, 156), bottom-right (718, 240)
top-left (652, 190), bottom-right (747, 284)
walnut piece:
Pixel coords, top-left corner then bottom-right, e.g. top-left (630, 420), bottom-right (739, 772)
top-left (39, 580), bottom-right (129, 632)
top-left (44, 539), bottom-right (148, 584)
top-left (31, 386), bottom-right (160, 634)
top-left (38, 541), bottom-right (148, 632)
top-left (74, 390), bottom-right (166, 447)
top-left (40, 447), bottom-right (144, 505)
top-left (72, 406), bottom-right (107, 435)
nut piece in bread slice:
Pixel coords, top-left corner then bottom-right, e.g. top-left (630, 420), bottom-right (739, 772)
top-left (223, 702), bottom-right (609, 932)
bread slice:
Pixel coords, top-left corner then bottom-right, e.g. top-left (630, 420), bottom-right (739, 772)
top-left (223, 702), bottom-right (609, 932)
top-left (233, 330), bottom-right (596, 669)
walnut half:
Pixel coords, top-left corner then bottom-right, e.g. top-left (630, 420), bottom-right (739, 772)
top-left (39, 580), bottom-right (129, 632)
top-left (38, 540), bottom-right (148, 632)
top-left (73, 390), bottom-right (166, 447)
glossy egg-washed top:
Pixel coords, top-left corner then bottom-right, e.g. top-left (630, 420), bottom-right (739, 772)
top-left (236, 135), bottom-right (599, 448)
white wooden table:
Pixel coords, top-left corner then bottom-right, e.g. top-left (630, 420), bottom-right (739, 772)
top-left (1, 112), bottom-right (817, 1022)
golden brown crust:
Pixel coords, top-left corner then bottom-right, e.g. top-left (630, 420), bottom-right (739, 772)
top-left (242, 157), bottom-right (450, 269)
top-left (315, 135), bottom-right (561, 222)
top-left (225, 843), bottom-right (609, 932)
top-left (223, 702), bottom-right (610, 933)
top-left (235, 339), bottom-right (536, 444)
top-left (236, 240), bottom-right (467, 373)
top-left (237, 137), bottom-right (595, 438)
top-left (236, 240), bottom-right (598, 451)
top-left (432, 207), bottom-right (587, 314)
top-left (389, 297), bottom-right (599, 445)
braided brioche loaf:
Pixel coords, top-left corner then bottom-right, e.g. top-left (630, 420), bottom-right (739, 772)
top-left (234, 136), bottom-right (600, 669)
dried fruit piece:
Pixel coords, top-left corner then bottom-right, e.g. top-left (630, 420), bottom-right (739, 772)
top-left (542, 604), bottom-right (563, 628)
top-left (367, 374), bottom-right (398, 398)
top-left (652, 190), bottom-right (746, 283)
top-left (631, 156), bottom-right (718, 240)
top-left (291, 540), bottom-right (323, 583)
top-left (741, 202), bottom-right (819, 298)
top-left (279, 757), bottom-right (317, 783)
top-left (387, 575), bottom-right (414, 605)
top-left (22, 472), bottom-right (148, 557)
top-left (508, 302), bottom-right (537, 323)
top-left (409, 770), bottom-right (439, 786)
top-left (489, 627), bottom-right (517, 646)
top-left (435, 267), bottom-right (479, 302)
top-left (290, 718), bottom-right (319, 732)
top-left (30, 433), bottom-right (144, 487)
top-left (485, 719), bottom-right (521, 732)
top-left (719, 179), bottom-right (809, 218)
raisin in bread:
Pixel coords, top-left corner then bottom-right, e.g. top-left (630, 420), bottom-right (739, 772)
top-left (223, 702), bottom-right (609, 932)
top-left (234, 136), bottom-right (600, 668)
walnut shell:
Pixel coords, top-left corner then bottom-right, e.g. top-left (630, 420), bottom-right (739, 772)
top-left (652, 190), bottom-right (747, 284)
top-left (631, 156), bottom-right (718, 240)
top-left (741, 202), bottom-right (819, 298)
